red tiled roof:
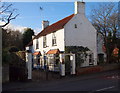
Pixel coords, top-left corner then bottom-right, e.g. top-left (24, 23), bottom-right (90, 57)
top-left (47, 49), bottom-right (60, 54)
top-left (34, 14), bottom-right (74, 39)
top-left (26, 14), bottom-right (74, 46)
top-left (33, 52), bottom-right (41, 55)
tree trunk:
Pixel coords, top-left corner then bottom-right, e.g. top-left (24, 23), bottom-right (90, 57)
top-left (104, 28), bottom-right (110, 63)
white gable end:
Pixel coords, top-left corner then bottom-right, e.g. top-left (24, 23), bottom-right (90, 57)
top-left (64, 14), bottom-right (97, 65)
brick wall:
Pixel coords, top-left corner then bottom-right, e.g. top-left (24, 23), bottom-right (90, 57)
top-left (76, 63), bottom-right (120, 75)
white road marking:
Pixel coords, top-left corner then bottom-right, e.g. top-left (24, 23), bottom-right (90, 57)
top-left (106, 75), bottom-right (120, 79)
top-left (96, 86), bottom-right (115, 91)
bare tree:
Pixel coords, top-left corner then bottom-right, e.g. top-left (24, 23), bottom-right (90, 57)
top-left (90, 2), bottom-right (118, 63)
top-left (0, 1), bottom-right (19, 27)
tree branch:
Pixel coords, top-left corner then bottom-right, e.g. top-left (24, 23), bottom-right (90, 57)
top-left (0, 2), bottom-right (19, 27)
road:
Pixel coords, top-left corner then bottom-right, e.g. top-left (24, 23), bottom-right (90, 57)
top-left (3, 70), bottom-right (120, 92)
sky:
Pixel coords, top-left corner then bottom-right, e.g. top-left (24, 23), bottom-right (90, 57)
top-left (3, 2), bottom-right (118, 34)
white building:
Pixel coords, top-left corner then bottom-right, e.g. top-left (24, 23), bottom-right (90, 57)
top-left (26, 1), bottom-right (105, 70)
top-left (97, 32), bottom-right (106, 63)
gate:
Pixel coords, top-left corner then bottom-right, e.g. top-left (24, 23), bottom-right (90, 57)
top-left (59, 53), bottom-right (76, 76)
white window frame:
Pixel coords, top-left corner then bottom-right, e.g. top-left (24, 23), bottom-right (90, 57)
top-left (43, 36), bottom-right (47, 48)
top-left (52, 33), bottom-right (57, 46)
top-left (36, 39), bottom-right (39, 49)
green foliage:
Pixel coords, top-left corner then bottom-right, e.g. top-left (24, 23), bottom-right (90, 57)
top-left (9, 52), bottom-right (26, 66)
top-left (65, 46), bottom-right (89, 53)
top-left (9, 53), bottom-right (27, 81)
top-left (2, 28), bottom-right (24, 65)
top-left (9, 46), bottom-right (19, 52)
top-left (65, 55), bottom-right (70, 72)
top-left (3, 51), bottom-right (27, 80)
top-left (2, 46), bottom-right (19, 65)
top-left (65, 46), bottom-right (90, 67)
top-left (2, 28), bottom-right (23, 50)
top-left (23, 28), bottom-right (34, 49)
top-left (2, 48), bottom-right (11, 65)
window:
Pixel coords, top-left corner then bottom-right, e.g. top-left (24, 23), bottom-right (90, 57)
top-left (89, 54), bottom-right (93, 65)
top-left (43, 36), bottom-right (47, 48)
top-left (54, 54), bottom-right (59, 66)
top-left (75, 24), bottom-right (77, 28)
top-left (52, 33), bottom-right (57, 46)
top-left (36, 39), bottom-right (39, 49)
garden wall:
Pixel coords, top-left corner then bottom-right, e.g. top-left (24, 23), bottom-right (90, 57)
top-left (32, 69), bottom-right (60, 81)
top-left (2, 65), bottom-right (9, 83)
top-left (76, 63), bottom-right (120, 75)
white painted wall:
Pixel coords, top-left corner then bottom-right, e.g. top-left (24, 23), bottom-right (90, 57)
top-left (33, 39), bottom-right (37, 53)
top-left (64, 14), bottom-right (97, 66)
top-left (25, 46), bottom-right (34, 53)
top-left (33, 29), bottom-right (65, 55)
top-left (80, 55), bottom-right (89, 67)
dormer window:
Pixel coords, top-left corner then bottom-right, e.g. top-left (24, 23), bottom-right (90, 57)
top-left (36, 39), bottom-right (39, 49)
top-left (43, 36), bottom-right (47, 48)
top-left (52, 33), bottom-right (57, 46)
top-left (75, 24), bottom-right (77, 28)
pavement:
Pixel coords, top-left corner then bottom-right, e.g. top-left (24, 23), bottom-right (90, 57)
top-left (2, 69), bottom-right (120, 92)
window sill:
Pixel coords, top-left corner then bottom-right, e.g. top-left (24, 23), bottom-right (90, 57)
top-left (52, 44), bottom-right (57, 46)
top-left (43, 45), bottom-right (49, 48)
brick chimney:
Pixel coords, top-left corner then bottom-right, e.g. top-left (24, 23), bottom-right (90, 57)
top-left (42, 20), bottom-right (49, 30)
top-left (74, 1), bottom-right (85, 15)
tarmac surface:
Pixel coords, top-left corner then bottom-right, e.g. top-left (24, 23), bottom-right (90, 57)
top-left (2, 69), bottom-right (120, 92)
